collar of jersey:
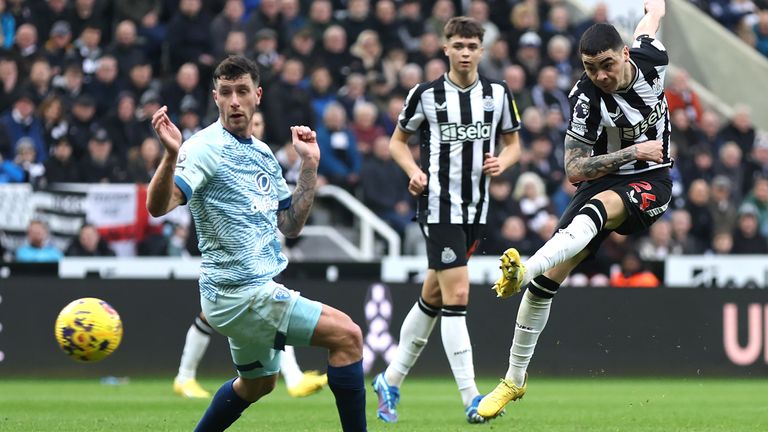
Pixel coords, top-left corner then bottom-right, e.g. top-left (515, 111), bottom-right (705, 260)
top-left (220, 121), bottom-right (254, 144)
top-left (613, 59), bottom-right (639, 94)
top-left (443, 73), bottom-right (479, 93)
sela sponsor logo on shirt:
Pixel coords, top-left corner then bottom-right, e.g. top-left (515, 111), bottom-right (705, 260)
top-left (439, 122), bottom-right (492, 142)
top-left (441, 247), bottom-right (457, 264)
top-left (621, 98), bottom-right (667, 140)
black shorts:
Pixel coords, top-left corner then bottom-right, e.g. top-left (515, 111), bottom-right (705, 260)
top-left (558, 168), bottom-right (672, 254)
top-left (420, 224), bottom-right (482, 270)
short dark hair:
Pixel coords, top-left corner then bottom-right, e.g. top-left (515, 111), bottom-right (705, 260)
top-left (579, 23), bottom-right (623, 56)
top-left (213, 55), bottom-right (261, 87)
top-left (444, 16), bottom-right (485, 42)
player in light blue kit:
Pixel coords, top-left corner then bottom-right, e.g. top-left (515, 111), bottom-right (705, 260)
top-left (146, 55), bottom-right (367, 432)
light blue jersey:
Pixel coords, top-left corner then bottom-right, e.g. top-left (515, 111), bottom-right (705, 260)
top-left (174, 120), bottom-right (292, 302)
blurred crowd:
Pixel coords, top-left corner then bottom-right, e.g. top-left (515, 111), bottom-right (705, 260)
top-left (0, 0), bottom-right (767, 285)
top-left (689, 0), bottom-right (768, 58)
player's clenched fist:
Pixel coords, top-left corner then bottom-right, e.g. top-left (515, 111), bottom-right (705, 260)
top-left (290, 125), bottom-right (320, 167)
top-left (408, 171), bottom-right (427, 196)
top-left (634, 140), bottom-right (664, 163)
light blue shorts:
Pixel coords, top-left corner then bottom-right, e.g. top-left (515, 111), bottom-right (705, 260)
top-left (200, 280), bottom-right (323, 378)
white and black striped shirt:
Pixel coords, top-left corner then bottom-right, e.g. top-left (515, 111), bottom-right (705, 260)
top-left (566, 35), bottom-right (672, 175)
top-left (399, 73), bottom-right (521, 224)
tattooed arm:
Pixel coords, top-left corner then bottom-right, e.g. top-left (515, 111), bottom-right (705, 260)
top-left (278, 126), bottom-right (320, 238)
top-left (564, 136), bottom-right (664, 183)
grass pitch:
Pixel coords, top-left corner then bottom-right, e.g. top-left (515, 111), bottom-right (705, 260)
top-left (1, 377), bottom-right (766, 431)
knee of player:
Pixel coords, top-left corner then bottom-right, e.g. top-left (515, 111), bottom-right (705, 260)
top-left (340, 319), bottom-right (364, 353)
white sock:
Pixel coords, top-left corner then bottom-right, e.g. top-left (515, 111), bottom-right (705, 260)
top-left (506, 291), bottom-right (553, 386)
top-left (176, 316), bottom-right (212, 382)
top-left (280, 346), bottom-right (304, 388)
top-left (384, 298), bottom-right (439, 387)
top-left (441, 306), bottom-right (479, 407)
top-left (524, 213), bottom-right (601, 286)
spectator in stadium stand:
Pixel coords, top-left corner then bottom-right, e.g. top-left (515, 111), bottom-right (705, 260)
top-left (262, 57), bottom-right (314, 145)
top-left (715, 141), bottom-right (747, 201)
top-left (669, 209), bottom-right (706, 254)
top-left (709, 175), bottom-right (739, 234)
top-left (64, 93), bottom-right (98, 159)
top-left (107, 20), bottom-right (146, 81)
top-left (380, 47), bottom-right (405, 88)
top-left (379, 93), bottom-right (404, 134)
top-left (318, 25), bottom-right (361, 88)
top-left (316, 102), bottom-right (361, 191)
top-left (685, 178), bottom-right (716, 246)
top-left (679, 145), bottom-right (715, 187)
top-left (306, 0), bottom-right (336, 41)
top-left (609, 251), bottom-right (660, 288)
top-left (178, 96), bottom-right (202, 141)
top-left (280, 0), bottom-right (305, 43)
top-left (350, 101), bottom-right (385, 157)
top-left (479, 38), bottom-right (512, 81)
top-left (136, 89), bottom-right (163, 140)
top-left (340, 0), bottom-right (374, 50)
top-left (85, 55), bottom-right (121, 117)
top-left (484, 177), bottom-right (524, 249)
top-left (70, 0), bottom-right (108, 43)
top-left (515, 31), bottom-right (543, 86)
top-left (76, 24), bottom-right (107, 77)
top-left (665, 68), bottom-right (703, 123)
top-left (398, 0), bottom-right (425, 53)
top-left (24, 57), bottom-right (53, 105)
top-left (469, 0), bottom-right (500, 51)
top-left (526, 134), bottom-right (564, 195)
top-left (407, 31), bottom-right (444, 68)
top-left (0, 151), bottom-right (25, 183)
top-left (505, 2), bottom-right (539, 55)
top-left (503, 64), bottom-right (533, 113)
top-left (78, 128), bottom-right (126, 183)
top-left (114, 0), bottom-right (162, 26)
top-left (731, 203), bottom-right (768, 254)
top-left (161, 62), bottom-right (206, 121)
top-left (210, 0), bottom-right (250, 60)
top-left (337, 72), bottom-right (369, 120)
top-left (545, 35), bottom-right (576, 92)
top-left (742, 176), bottom-right (768, 236)
top-left (719, 105), bottom-right (756, 155)
top-left (15, 220), bottom-right (62, 263)
top-left (284, 27), bottom-right (319, 70)
top-left (166, 0), bottom-right (214, 72)
top-left (13, 137), bottom-right (45, 184)
top-left (245, 0), bottom-right (283, 42)
top-left (38, 94), bottom-right (66, 148)
top-left (0, 54), bottom-right (21, 114)
top-left (755, 10), bottom-right (768, 57)
top-left (518, 106), bottom-right (545, 145)
top-left (220, 29), bottom-right (248, 61)
top-left (250, 28), bottom-right (283, 85)
top-left (696, 109), bottom-right (725, 150)
top-left (541, 4), bottom-right (578, 49)
top-left (513, 172), bottom-right (554, 234)
top-left (423, 56), bottom-right (447, 81)
top-left (372, 0), bottom-right (404, 53)
top-left (669, 109), bottom-right (701, 158)
top-left (637, 219), bottom-right (673, 261)
top-left (746, 133), bottom-right (768, 182)
top-left (54, 61), bottom-right (85, 110)
top-left (102, 92), bottom-right (141, 162)
top-left (424, 0), bottom-right (454, 39)
top-left (0, 91), bottom-right (46, 162)
top-left (350, 30), bottom-right (385, 78)
top-left (126, 136), bottom-right (162, 183)
top-left (30, 0), bottom-right (69, 42)
top-left (711, 231), bottom-right (734, 254)
top-left (42, 20), bottom-right (75, 76)
top-left (391, 63), bottom-right (422, 100)
top-left (574, 2), bottom-right (609, 41)
top-left (42, 137), bottom-right (80, 184)
top-left (531, 66), bottom-right (570, 124)
top-left (359, 135), bottom-right (412, 237)
top-left (10, 23), bottom-right (40, 75)
top-left (308, 66), bottom-right (339, 126)
top-left (136, 6), bottom-right (167, 72)
top-left (551, 176), bottom-right (577, 217)
top-left (125, 58), bottom-right (158, 105)
top-left (65, 223), bottom-right (116, 257)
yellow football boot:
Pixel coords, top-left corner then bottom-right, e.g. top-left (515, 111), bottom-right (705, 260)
top-left (477, 374), bottom-right (527, 418)
top-left (287, 371), bottom-right (328, 397)
top-left (173, 378), bottom-right (211, 398)
top-left (493, 248), bottom-right (526, 298)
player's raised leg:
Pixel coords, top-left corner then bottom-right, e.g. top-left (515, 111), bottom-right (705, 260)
top-left (174, 312), bottom-right (213, 398)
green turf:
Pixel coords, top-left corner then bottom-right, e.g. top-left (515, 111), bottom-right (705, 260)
top-left (1, 377), bottom-right (766, 431)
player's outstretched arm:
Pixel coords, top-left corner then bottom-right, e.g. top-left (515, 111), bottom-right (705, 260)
top-left (278, 126), bottom-right (319, 238)
top-left (634, 0), bottom-right (666, 39)
top-left (564, 135), bottom-right (637, 183)
top-left (390, 128), bottom-right (426, 196)
top-left (147, 106), bottom-right (185, 217)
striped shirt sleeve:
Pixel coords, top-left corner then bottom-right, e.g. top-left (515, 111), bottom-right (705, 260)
top-left (398, 83), bottom-right (427, 133)
top-left (500, 82), bottom-right (522, 133)
top-left (174, 138), bottom-right (221, 203)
